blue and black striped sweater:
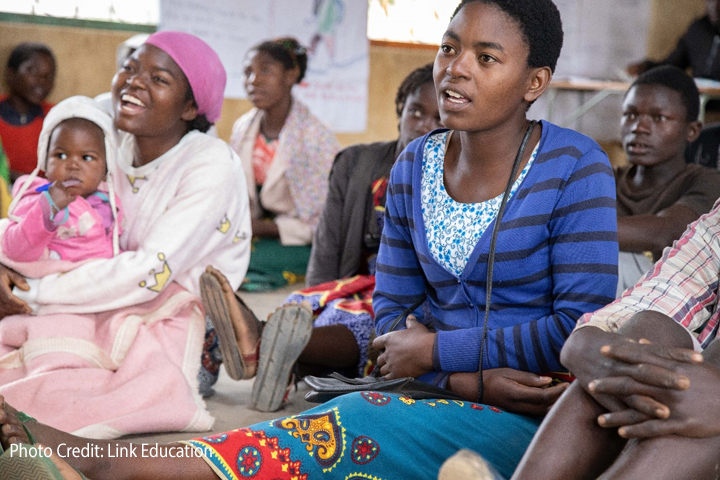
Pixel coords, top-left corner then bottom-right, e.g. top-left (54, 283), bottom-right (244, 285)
top-left (373, 121), bottom-right (618, 381)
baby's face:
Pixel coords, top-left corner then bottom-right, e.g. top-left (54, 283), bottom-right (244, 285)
top-left (45, 119), bottom-right (107, 198)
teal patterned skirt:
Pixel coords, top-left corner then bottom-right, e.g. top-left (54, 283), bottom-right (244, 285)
top-left (183, 391), bottom-right (540, 479)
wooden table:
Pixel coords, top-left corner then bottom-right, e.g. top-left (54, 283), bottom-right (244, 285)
top-left (546, 79), bottom-right (720, 126)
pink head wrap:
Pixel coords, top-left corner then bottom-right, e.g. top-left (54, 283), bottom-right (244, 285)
top-left (145, 31), bottom-right (226, 123)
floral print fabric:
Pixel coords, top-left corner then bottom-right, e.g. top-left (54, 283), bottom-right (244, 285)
top-left (421, 131), bottom-right (537, 277)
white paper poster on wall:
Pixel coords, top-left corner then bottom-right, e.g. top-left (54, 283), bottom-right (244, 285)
top-left (159, 0), bottom-right (369, 132)
top-left (552, 0), bottom-right (651, 80)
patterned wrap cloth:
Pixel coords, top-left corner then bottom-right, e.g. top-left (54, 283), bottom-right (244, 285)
top-left (183, 391), bottom-right (539, 479)
top-left (285, 275), bottom-right (376, 375)
top-left (279, 99), bottom-right (338, 228)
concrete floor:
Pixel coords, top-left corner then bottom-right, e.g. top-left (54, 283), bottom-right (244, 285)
top-left (124, 284), bottom-right (317, 445)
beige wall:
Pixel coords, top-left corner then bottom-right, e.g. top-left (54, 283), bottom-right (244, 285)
top-left (0, 22), bottom-right (133, 105)
top-left (216, 43), bottom-right (437, 146)
top-left (0, 2), bottom-right (708, 146)
top-left (647, 0), bottom-right (706, 59)
top-left (0, 21), bottom-right (436, 147)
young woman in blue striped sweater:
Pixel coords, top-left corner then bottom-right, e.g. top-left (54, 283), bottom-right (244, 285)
top-left (0, 1), bottom-right (618, 479)
top-left (371, 0), bottom-right (619, 407)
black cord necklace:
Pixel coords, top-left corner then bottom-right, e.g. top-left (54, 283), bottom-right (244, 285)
top-left (476, 119), bottom-right (537, 403)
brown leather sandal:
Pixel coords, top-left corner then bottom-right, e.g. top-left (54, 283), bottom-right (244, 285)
top-left (200, 271), bottom-right (262, 380)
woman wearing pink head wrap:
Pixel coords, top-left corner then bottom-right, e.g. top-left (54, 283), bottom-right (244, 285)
top-left (144, 31), bottom-right (226, 125)
top-left (0, 32), bottom-right (251, 438)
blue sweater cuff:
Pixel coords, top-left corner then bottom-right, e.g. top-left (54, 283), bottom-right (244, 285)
top-left (416, 371), bottom-right (438, 385)
top-left (432, 333), bottom-right (441, 371)
top-left (436, 329), bottom-right (482, 372)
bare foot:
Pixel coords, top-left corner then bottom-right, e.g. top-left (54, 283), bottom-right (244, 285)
top-left (204, 266), bottom-right (262, 363)
top-left (438, 449), bottom-right (498, 480)
top-left (0, 395), bottom-right (30, 448)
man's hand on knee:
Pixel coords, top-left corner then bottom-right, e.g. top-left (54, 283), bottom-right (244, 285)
top-left (561, 326), bottom-right (702, 423)
top-left (592, 358), bottom-right (720, 439)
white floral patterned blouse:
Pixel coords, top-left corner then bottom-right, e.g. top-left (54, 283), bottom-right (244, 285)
top-left (421, 131), bottom-right (538, 277)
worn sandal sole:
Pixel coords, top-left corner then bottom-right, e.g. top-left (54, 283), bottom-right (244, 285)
top-left (200, 272), bottom-right (245, 381)
top-left (251, 305), bottom-right (313, 412)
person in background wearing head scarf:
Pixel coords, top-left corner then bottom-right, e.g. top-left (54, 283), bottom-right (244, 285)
top-left (2, 96), bottom-right (123, 264)
top-left (0, 31), bottom-right (251, 439)
top-left (231, 37), bottom-right (340, 292)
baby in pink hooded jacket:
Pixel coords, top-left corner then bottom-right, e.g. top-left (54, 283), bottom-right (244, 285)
top-left (3, 96), bottom-right (122, 263)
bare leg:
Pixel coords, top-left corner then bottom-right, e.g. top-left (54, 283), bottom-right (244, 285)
top-left (513, 311), bottom-right (694, 479)
top-left (1, 399), bottom-right (216, 480)
top-left (206, 268), bottom-right (362, 378)
top-left (206, 267), bottom-right (360, 378)
top-left (298, 325), bottom-right (360, 370)
top-left (447, 372), bottom-right (481, 402)
top-left (598, 435), bottom-right (720, 480)
top-left (513, 382), bottom-right (624, 480)
top-left (598, 338), bottom-right (720, 479)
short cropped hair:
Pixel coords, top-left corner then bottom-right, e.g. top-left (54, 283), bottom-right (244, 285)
top-left (630, 65), bottom-right (700, 122)
top-left (395, 63), bottom-right (434, 117)
top-left (453, 0), bottom-right (563, 73)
